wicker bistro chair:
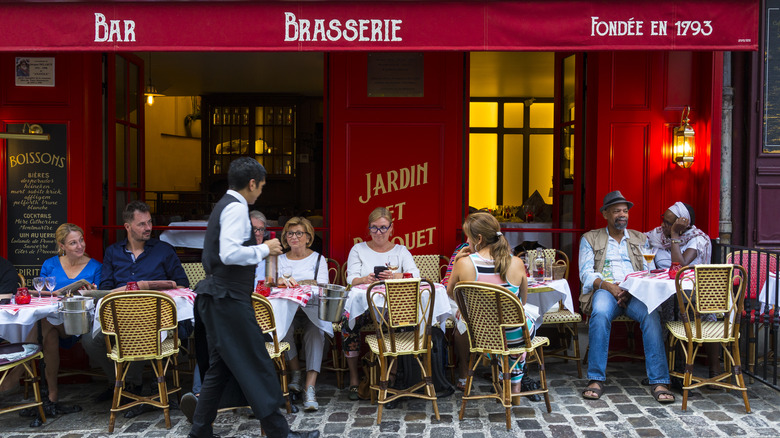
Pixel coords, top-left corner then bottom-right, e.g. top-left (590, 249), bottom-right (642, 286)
top-left (250, 293), bottom-right (292, 413)
top-left (0, 343), bottom-right (46, 425)
top-left (411, 254), bottom-right (448, 283)
top-left (182, 262), bottom-right (206, 288)
top-left (326, 257), bottom-right (341, 285)
top-left (98, 291), bottom-right (181, 432)
top-left (453, 281), bottom-right (551, 430)
top-left (365, 278), bottom-right (440, 424)
top-left (666, 264), bottom-right (750, 412)
top-left (17, 273), bottom-right (25, 288)
top-left (521, 250), bottom-right (583, 378)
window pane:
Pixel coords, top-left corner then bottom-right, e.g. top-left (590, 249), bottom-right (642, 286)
top-left (504, 103), bottom-right (524, 128)
top-left (562, 55), bottom-right (575, 123)
top-left (115, 57), bottom-right (127, 121)
top-left (529, 134), bottom-right (553, 204)
top-left (529, 102), bottom-right (554, 128)
top-left (470, 102), bottom-right (498, 128)
top-left (502, 134), bottom-right (524, 205)
top-left (469, 133), bottom-right (497, 209)
top-left (129, 62), bottom-right (139, 124)
top-left (115, 124), bottom-right (126, 187)
top-left (561, 125), bottom-right (575, 190)
top-left (129, 127), bottom-right (138, 188)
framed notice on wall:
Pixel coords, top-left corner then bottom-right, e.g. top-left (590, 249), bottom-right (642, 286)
top-left (15, 57), bottom-right (55, 87)
top-left (5, 123), bottom-right (67, 281)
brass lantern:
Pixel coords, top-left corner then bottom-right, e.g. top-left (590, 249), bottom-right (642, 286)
top-left (673, 106), bottom-right (695, 168)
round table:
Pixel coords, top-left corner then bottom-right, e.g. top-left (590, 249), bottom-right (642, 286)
top-left (267, 285), bottom-right (334, 340)
top-left (0, 298), bottom-right (64, 343)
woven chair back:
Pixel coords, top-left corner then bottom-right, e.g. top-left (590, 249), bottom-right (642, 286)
top-left (182, 263), bottom-right (206, 287)
top-left (454, 281), bottom-right (530, 355)
top-left (99, 291), bottom-right (178, 360)
top-left (674, 264), bottom-right (746, 340)
top-left (326, 258), bottom-right (341, 285)
top-left (725, 251), bottom-right (778, 299)
top-left (412, 254), bottom-right (442, 283)
top-left (366, 278), bottom-right (436, 354)
top-left (251, 293), bottom-right (284, 354)
top-left (518, 249), bottom-right (569, 279)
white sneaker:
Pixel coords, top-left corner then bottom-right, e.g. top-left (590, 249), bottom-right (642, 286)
top-left (288, 370), bottom-right (302, 393)
top-left (303, 386), bottom-right (318, 411)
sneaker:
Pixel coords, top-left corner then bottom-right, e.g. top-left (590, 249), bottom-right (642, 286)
top-left (348, 385), bottom-right (359, 401)
top-left (303, 386), bottom-right (318, 411)
top-left (288, 370), bottom-right (302, 393)
top-left (180, 392), bottom-right (198, 424)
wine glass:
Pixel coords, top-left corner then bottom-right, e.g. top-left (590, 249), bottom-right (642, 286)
top-left (282, 267), bottom-right (293, 287)
top-left (32, 277), bottom-right (45, 299)
top-left (387, 255), bottom-right (400, 276)
top-left (45, 276), bottom-right (57, 298)
top-left (641, 247), bottom-right (657, 277)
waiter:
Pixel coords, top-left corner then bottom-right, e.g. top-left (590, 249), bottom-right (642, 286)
top-left (186, 157), bottom-right (319, 438)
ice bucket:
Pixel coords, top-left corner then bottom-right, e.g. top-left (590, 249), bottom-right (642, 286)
top-left (317, 284), bottom-right (348, 322)
top-left (59, 296), bottom-right (92, 335)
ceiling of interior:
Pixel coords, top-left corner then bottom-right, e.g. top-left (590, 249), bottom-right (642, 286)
top-left (142, 51), bottom-right (554, 98)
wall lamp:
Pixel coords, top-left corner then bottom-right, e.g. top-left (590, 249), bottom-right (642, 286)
top-left (672, 106), bottom-right (695, 168)
top-left (0, 123), bottom-right (50, 141)
top-left (144, 53), bottom-right (164, 106)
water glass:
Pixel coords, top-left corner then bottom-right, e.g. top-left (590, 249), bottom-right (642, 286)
top-left (32, 276), bottom-right (45, 299)
top-left (45, 276), bottom-right (56, 297)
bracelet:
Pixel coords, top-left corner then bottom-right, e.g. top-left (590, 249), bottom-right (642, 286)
top-left (670, 239), bottom-right (682, 244)
top-left (595, 278), bottom-right (604, 290)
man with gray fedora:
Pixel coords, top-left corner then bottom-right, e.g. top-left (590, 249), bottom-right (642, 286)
top-left (578, 191), bottom-right (674, 403)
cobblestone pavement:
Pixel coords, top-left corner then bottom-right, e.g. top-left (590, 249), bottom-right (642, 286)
top-left (3, 355), bottom-right (780, 438)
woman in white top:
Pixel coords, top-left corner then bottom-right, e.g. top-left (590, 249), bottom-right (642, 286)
top-left (342, 207), bottom-right (419, 400)
top-left (277, 217), bottom-right (329, 411)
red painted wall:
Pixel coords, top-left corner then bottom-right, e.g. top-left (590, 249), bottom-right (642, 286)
top-left (0, 53), bottom-right (104, 268)
top-left (585, 51), bottom-right (721, 238)
top-left (327, 52), bottom-right (465, 263)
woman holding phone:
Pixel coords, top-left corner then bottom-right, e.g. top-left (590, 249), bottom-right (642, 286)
top-left (342, 207), bottom-right (419, 400)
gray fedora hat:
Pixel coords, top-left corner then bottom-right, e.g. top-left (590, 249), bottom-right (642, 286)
top-left (600, 190), bottom-right (634, 212)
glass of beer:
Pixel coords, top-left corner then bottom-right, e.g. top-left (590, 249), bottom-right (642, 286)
top-left (641, 247), bottom-right (657, 276)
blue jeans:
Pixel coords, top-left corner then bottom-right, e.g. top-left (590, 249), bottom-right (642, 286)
top-left (587, 288), bottom-right (670, 385)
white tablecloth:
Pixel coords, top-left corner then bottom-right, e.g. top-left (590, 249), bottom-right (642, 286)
top-left (345, 282), bottom-right (451, 329)
top-left (268, 286), bottom-right (334, 340)
top-left (160, 221), bottom-right (208, 249)
top-left (528, 279), bottom-right (574, 328)
top-left (621, 270), bottom-right (693, 314)
top-left (759, 271), bottom-right (780, 313)
top-left (0, 298), bottom-right (62, 343)
top-left (91, 289), bottom-right (196, 338)
top-left (499, 222), bottom-right (553, 251)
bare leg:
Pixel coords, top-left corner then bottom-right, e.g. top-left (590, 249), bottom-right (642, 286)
top-left (347, 356), bottom-right (360, 387)
top-left (305, 370), bottom-right (318, 388)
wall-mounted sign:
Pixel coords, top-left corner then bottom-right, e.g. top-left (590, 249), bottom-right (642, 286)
top-left (367, 53), bottom-right (424, 97)
top-left (15, 57), bottom-right (55, 87)
top-left (6, 124), bottom-right (67, 281)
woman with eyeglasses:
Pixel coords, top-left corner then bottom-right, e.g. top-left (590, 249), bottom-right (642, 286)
top-left (276, 216), bottom-right (330, 411)
top-left (342, 206), bottom-right (420, 400)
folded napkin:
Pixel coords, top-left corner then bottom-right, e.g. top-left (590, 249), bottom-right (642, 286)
top-left (137, 280), bottom-right (178, 290)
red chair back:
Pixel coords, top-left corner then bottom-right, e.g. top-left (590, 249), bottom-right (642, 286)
top-left (726, 251), bottom-right (778, 299)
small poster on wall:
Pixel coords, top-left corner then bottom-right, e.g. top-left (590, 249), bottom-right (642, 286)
top-left (15, 57), bottom-right (55, 87)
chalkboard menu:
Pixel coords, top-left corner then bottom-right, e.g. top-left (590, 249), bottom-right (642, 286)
top-left (6, 123), bottom-right (67, 283)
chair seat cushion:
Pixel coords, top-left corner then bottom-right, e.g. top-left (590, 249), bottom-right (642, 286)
top-left (666, 321), bottom-right (735, 342)
top-left (366, 332), bottom-right (429, 356)
top-left (266, 341), bottom-right (290, 359)
top-left (0, 343), bottom-right (41, 368)
top-left (108, 337), bottom-right (178, 362)
top-left (542, 310), bottom-right (582, 324)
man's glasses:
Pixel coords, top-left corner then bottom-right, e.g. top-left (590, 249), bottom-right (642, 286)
top-left (368, 225), bottom-right (391, 234)
top-left (252, 227), bottom-right (266, 234)
top-left (286, 231), bottom-right (306, 238)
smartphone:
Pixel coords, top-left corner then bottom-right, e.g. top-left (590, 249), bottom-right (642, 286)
top-left (374, 266), bottom-right (388, 277)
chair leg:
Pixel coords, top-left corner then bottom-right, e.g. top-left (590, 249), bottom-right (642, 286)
top-left (747, 323), bottom-right (756, 383)
top-left (24, 360), bottom-right (46, 424)
top-left (277, 357), bottom-right (291, 414)
top-left (536, 349), bottom-right (551, 414)
top-left (423, 350), bottom-right (440, 421)
top-left (376, 354), bottom-right (387, 425)
top-left (109, 362), bottom-right (124, 433)
top-left (681, 341), bottom-right (694, 411)
top-left (155, 359), bottom-right (172, 430)
top-left (501, 355), bottom-right (511, 430)
top-left (459, 353), bottom-right (476, 421)
top-left (731, 338), bottom-right (751, 413)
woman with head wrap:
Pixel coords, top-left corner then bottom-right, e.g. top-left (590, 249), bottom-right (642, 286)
top-left (645, 202), bottom-right (711, 269)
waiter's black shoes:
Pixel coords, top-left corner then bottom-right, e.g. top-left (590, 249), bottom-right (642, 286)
top-left (287, 431), bottom-right (320, 438)
top-left (181, 392), bottom-right (198, 423)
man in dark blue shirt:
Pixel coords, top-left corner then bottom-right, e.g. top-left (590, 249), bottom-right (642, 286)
top-left (99, 201), bottom-right (188, 290)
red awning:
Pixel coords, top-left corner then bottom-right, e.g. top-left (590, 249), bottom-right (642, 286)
top-left (0, 0), bottom-right (758, 52)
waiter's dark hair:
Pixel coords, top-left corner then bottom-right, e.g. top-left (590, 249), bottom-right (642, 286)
top-left (228, 157), bottom-right (266, 190)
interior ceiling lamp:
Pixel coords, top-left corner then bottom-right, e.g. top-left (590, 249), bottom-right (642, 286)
top-left (0, 123), bottom-right (50, 141)
top-left (144, 53), bottom-right (164, 106)
top-left (672, 106), bottom-right (695, 168)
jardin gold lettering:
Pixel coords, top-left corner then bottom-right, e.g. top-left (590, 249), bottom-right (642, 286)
top-left (359, 162), bottom-right (428, 204)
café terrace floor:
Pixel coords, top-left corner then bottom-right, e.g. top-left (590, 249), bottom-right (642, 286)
top-left (3, 331), bottom-right (780, 438)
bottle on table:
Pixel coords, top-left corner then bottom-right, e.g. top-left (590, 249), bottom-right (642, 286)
top-left (533, 252), bottom-right (545, 282)
top-left (265, 231), bottom-right (278, 287)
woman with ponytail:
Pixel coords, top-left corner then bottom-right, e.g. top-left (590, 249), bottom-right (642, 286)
top-left (446, 212), bottom-right (530, 400)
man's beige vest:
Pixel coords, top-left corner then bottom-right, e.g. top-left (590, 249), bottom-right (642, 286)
top-left (582, 227), bottom-right (646, 275)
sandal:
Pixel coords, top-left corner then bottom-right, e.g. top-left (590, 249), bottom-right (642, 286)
top-left (348, 385), bottom-right (360, 401)
top-left (456, 378), bottom-right (467, 391)
top-left (651, 384), bottom-right (675, 404)
top-left (582, 380), bottom-right (604, 400)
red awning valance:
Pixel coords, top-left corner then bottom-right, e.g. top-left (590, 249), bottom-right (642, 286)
top-left (0, 0), bottom-right (758, 52)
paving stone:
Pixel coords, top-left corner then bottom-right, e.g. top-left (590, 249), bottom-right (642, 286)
top-left (565, 405), bottom-right (588, 415)
top-left (462, 433), bottom-right (485, 438)
top-left (323, 422), bottom-right (346, 434)
top-left (606, 393), bottom-right (631, 403)
top-left (351, 417), bottom-right (375, 427)
top-left (406, 424), bottom-right (426, 434)
top-left (428, 427), bottom-right (456, 437)
top-left (717, 423), bottom-right (746, 435)
top-left (571, 416), bottom-right (596, 427)
top-left (523, 431), bottom-right (549, 438)
top-left (703, 410), bottom-right (733, 422)
top-left (378, 421), bottom-right (400, 432)
top-left (515, 419), bottom-right (541, 429)
top-left (548, 425), bottom-right (576, 438)
top-left (581, 432), bottom-right (607, 438)
top-left (627, 416), bottom-right (654, 428)
top-left (635, 429), bottom-right (664, 437)
top-left (511, 407), bottom-right (537, 418)
top-left (615, 404), bottom-right (641, 414)
top-left (596, 411), bottom-right (619, 422)
top-left (540, 412), bottom-right (567, 423)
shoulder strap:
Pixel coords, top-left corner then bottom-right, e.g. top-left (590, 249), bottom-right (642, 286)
top-left (313, 253), bottom-right (322, 282)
